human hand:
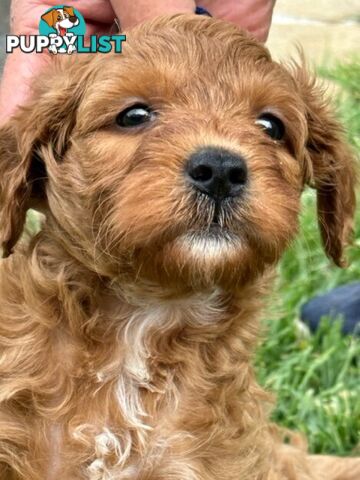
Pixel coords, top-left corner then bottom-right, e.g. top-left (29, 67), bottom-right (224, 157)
top-left (0, 0), bottom-right (275, 123)
top-left (0, 0), bottom-right (195, 123)
top-left (201, 0), bottom-right (276, 42)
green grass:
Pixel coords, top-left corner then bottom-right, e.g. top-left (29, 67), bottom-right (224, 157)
top-left (256, 61), bottom-right (360, 455)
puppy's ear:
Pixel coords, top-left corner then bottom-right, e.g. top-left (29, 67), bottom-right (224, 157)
top-left (0, 119), bottom-right (40, 257)
top-left (0, 60), bottom-right (87, 257)
top-left (64, 7), bottom-right (76, 17)
top-left (41, 9), bottom-right (57, 28)
top-left (293, 66), bottom-right (357, 267)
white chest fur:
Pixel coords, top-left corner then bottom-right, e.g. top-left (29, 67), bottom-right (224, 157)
top-left (85, 289), bottom-right (227, 478)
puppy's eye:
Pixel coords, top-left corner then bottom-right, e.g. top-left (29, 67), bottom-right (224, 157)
top-left (116, 104), bottom-right (155, 128)
top-left (255, 113), bottom-right (285, 141)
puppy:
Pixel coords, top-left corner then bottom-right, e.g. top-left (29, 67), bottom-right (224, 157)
top-left (0, 14), bottom-right (358, 480)
top-left (41, 6), bottom-right (79, 36)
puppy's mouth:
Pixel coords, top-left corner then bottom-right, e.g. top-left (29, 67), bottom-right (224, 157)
top-left (195, 194), bottom-right (236, 233)
top-left (207, 216), bottom-right (230, 239)
top-left (167, 194), bottom-right (244, 266)
top-left (183, 194), bottom-right (240, 245)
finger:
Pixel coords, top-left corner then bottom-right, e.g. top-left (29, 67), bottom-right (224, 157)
top-left (11, 0), bottom-right (116, 34)
top-left (0, 50), bottom-right (50, 124)
top-left (1, 0), bottom-right (116, 124)
top-left (109, 0), bottom-right (196, 30)
top-left (199, 0), bottom-right (276, 41)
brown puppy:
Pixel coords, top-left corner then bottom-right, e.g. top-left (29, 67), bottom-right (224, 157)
top-left (0, 14), bottom-right (358, 480)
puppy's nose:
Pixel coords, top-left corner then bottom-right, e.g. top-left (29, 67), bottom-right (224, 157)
top-left (69, 15), bottom-right (78, 23)
top-left (186, 147), bottom-right (247, 200)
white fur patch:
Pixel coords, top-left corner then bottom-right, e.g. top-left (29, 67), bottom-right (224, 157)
top-left (177, 231), bottom-right (242, 261)
top-left (88, 459), bottom-right (138, 480)
top-left (79, 291), bottom-right (227, 477)
top-left (115, 374), bottom-right (152, 439)
top-left (85, 427), bottom-right (134, 479)
top-left (113, 289), bottom-right (227, 448)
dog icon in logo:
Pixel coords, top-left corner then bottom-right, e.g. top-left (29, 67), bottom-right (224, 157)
top-left (41, 6), bottom-right (80, 54)
top-left (41, 7), bottom-right (79, 36)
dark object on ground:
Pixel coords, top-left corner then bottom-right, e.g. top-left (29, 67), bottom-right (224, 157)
top-left (301, 282), bottom-right (360, 335)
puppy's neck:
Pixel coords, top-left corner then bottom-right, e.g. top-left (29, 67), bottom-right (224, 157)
top-left (5, 234), bottom-right (271, 464)
top-left (20, 231), bottom-right (268, 367)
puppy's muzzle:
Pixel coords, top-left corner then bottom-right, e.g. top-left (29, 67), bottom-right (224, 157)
top-left (186, 147), bottom-right (247, 201)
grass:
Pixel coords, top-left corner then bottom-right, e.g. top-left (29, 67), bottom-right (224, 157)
top-left (256, 61), bottom-right (360, 455)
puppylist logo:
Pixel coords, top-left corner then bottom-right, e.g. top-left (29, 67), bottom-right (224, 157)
top-left (6, 5), bottom-right (126, 55)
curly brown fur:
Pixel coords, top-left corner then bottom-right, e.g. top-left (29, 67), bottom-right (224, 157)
top-left (0, 14), bottom-right (358, 480)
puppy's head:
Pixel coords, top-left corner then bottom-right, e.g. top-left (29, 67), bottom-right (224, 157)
top-left (0, 15), bottom-right (356, 290)
top-left (41, 7), bottom-right (78, 30)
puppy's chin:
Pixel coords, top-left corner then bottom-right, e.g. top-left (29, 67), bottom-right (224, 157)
top-left (140, 227), bottom-right (265, 290)
top-left (174, 226), bottom-right (242, 263)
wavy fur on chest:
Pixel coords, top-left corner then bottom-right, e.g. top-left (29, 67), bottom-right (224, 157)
top-left (0, 237), bottom-right (277, 480)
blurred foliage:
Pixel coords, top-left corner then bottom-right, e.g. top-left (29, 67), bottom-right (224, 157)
top-left (257, 61), bottom-right (360, 455)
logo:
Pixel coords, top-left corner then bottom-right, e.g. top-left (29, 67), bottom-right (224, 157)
top-left (39, 5), bottom-right (86, 54)
top-left (6, 5), bottom-right (126, 55)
